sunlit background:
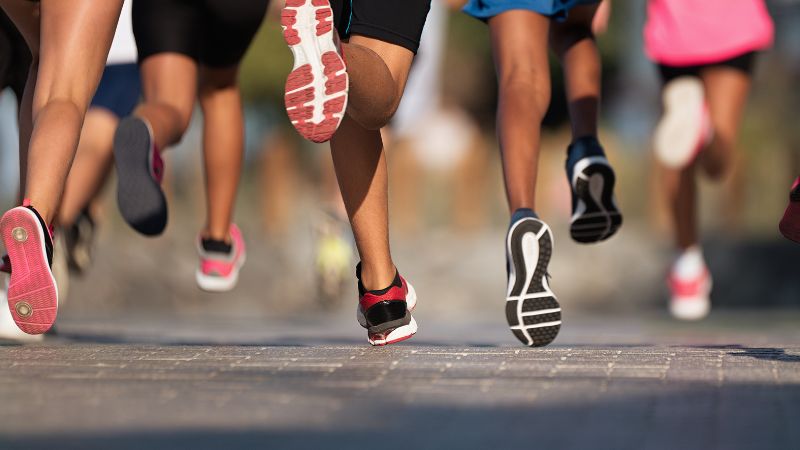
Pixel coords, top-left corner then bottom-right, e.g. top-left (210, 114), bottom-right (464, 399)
top-left (1, 1), bottom-right (798, 328)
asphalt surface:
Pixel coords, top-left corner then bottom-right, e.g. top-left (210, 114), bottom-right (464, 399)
top-left (1, 311), bottom-right (799, 450)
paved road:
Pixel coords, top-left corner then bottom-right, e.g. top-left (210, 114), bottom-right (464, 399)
top-left (1, 312), bottom-right (799, 450)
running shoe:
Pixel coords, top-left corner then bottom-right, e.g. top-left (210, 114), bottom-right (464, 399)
top-left (566, 136), bottom-right (623, 243)
top-left (505, 209), bottom-right (561, 347)
top-left (0, 275), bottom-right (43, 342)
top-left (355, 264), bottom-right (417, 346)
top-left (114, 116), bottom-right (167, 236)
top-left (0, 202), bottom-right (57, 334)
top-left (196, 224), bottom-right (246, 292)
top-left (668, 247), bottom-right (712, 321)
top-left (281, 0), bottom-right (348, 143)
top-left (654, 76), bottom-right (712, 169)
top-left (779, 176), bottom-right (800, 244)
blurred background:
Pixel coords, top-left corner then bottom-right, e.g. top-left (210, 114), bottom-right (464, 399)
top-left (0, 0), bottom-right (798, 330)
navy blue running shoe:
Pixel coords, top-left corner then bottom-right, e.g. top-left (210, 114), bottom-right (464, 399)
top-left (565, 137), bottom-right (622, 244)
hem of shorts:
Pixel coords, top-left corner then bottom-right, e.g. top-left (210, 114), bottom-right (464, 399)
top-left (347, 23), bottom-right (420, 54)
top-left (646, 41), bottom-right (772, 68)
top-left (464, 0), bottom-right (599, 22)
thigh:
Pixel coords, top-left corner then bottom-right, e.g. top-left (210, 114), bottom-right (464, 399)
top-left (489, 10), bottom-right (550, 83)
top-left (133, 0), bottom-right (200, 64)
top-left (202, 0), bottom-right (269, 68)
top-left (139, 53), bottom-right (197, 115)
top-left (348, 35), bottom-right (415, 100)
top-left (699, 66), bottom-right (752, 137)
top-left (35, 0), bottom-right (122, 112)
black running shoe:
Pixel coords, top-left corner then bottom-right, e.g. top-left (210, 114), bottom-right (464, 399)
top-left (505, 210), bottom-right (560, 347)
top-left (114, 116), bottom-right (167, 236)
top-left (566, 136), bottom-right (622, 244)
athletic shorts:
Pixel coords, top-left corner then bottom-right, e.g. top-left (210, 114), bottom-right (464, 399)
top-left (0, 10), bottom-right (31, 100)
top-left (658, 52), bottom-right (756, 85)
top-left (330, 0), bottom-right (431, 54)
top-left (90, 63), bottom-right (142, 118)
top-left (132, 0), bottom-right (269, 67)
top-left (464, 0), bottom-right (600, 21)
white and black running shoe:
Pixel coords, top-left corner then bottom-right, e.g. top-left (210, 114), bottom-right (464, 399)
top-left (566, 136), bottom-right (623, 244)
top-left (505, 211), bottom-right (560, 347)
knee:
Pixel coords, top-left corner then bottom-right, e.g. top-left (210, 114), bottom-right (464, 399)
top-left (499, 67), bottom-right (551, 115)
top-left (350, 92), bottom-right (400, 131)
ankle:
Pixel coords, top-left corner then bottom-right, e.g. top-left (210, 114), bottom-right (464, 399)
top-left (359, 262), bottom-right (397, 292)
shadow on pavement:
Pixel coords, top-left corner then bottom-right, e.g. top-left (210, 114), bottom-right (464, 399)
top-left (3, 383), bottom-right (799, 450)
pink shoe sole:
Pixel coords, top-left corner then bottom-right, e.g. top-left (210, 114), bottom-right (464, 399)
top-left (282, 0), bottom-right (348, 143)
top-left (1, 207), bottom-right (57, 334)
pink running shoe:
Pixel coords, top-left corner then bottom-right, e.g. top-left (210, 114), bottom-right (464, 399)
top-left (0, 203), bottom-right (57, 334)
top-left (281, 0), bottom-right (348, 143)
top-left (668, 265), bottom-right (712, 321)
top-left (779, 176), bottom-right (800, 244)
top-left (196, 224), bottom-right (246, 292)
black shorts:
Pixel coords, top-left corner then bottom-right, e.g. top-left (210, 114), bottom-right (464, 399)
top-left (331, 0), bottom-right (431, 54)
top-left (132, 0), bottom-right (269, 67)
top-left (0, 9), bottom-right (31, 100)
top-left (658, 52), bottom-right (756, 85)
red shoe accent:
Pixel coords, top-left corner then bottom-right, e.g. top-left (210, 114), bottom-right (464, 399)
top-left (1, 207), bottom-right (57, 334)
top-left (282, 0), bottom-right (348, 143)
top-left (668, 269), bottom-right (711, 298)
top-left (150, 144), bottom-right (164, 184)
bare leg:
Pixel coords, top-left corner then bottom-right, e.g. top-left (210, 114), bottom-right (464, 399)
top-left (549, 4), bottom-right (601, 140)
top-left (58, 109), bottom-right (118, 226)
top-left (330, 35), bottom-right (413, 290)
top-left (662, 164), bottom-right (698, 250)
top-left (135, 53), bottom-right (197, 151)
top-left (488, 10), bottom-right (551, 212)
top-left (698, 67), bottom-right (751, 179)
top-left (1, 0), bottom-right (121, 223)
top-left (198, 65), bottom-right (244, 242)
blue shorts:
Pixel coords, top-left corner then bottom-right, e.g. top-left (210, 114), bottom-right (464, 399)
top-left (463, 0), bottom-right (599, 21)
top-left (90, 63), bottom-right (142, 118)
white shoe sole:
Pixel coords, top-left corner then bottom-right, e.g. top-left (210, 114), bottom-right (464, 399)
top-left (654, 76), bottom-right (708, 169)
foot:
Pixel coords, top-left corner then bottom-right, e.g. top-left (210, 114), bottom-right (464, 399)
top-left (566, 137), bottom-right (623, 243)
top-left (114, 116), bottom-right (167, 236)
top-left (355, 264), bottom-right (417, 346)
top-left (63, 209), bottom-right (97, 274)
top-left (505, 210), bottom-right (561, 347)
top-left (654, 76), bottom-right (712, 169)
top-left (281, 0), bottom-right (348, 143)
top-left (0, 202), bottom-right (57, 334)
top-left (196, 224), bottom-right (247, 293)
top-left (779, 176), bottom-right (800, 244)
top-left (668, 246), bottom-right (712, 321)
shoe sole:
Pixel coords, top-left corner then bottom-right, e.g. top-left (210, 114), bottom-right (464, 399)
top-left (570, 156), bottom-right (623, 243)
top-left (358, 282), bottom-right (418, 346)
top-left (281, 0), bottom-right (348, 143)
top-left (506, 218), bottom-right (560, 347)
top-left (0, 208), bottom-right (57, 334)
top-left (654, 76), bottom-right (707, 169)
top-left (114, 117), bottom-right (167, 236)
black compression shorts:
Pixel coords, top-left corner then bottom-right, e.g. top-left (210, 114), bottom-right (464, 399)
top-left (330, 0), bottom-right (431, 54)
top-left (658, 52), bottom-right (757, 85)
top-left (133, 0), bottom-right (270, 67)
